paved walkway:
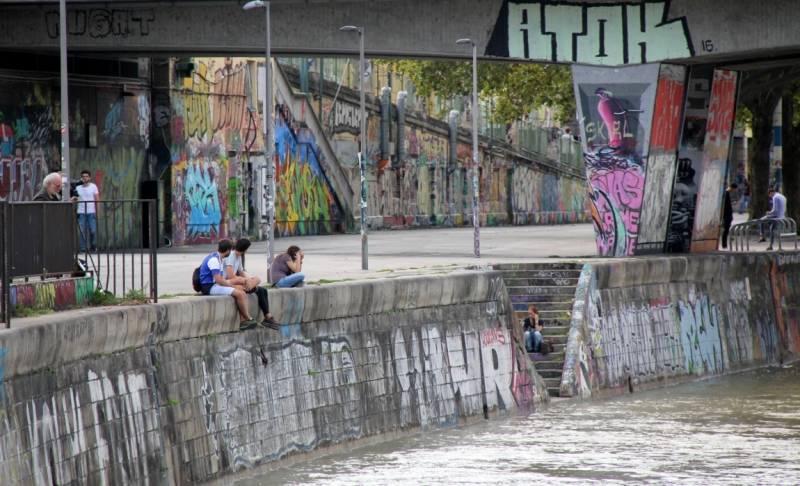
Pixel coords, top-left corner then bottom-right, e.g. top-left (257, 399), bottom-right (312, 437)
top-left (156, 223), bottom-right (599, 296)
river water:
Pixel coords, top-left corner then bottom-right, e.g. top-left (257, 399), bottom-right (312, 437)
top-left (239, 365), bottom-right (800, 485)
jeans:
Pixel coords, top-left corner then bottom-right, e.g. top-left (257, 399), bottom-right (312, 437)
top-left (738, 195), bottom-right (749, 214)
top-left (78, 213), bottom-right (97, 251)
top-left (276, 272), bottom-right (305, 288)
top-left (247, 286), bottom-right (270, 316)
top-left (759, 214), bottom-right (780, 246)
top-left (524, 330), bottom-right (543, 352)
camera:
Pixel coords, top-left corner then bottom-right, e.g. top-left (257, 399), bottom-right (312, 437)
top-left (69, 180), bottom-right (81, 198)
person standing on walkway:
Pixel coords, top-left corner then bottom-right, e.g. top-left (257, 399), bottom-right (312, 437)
top-left (738, 178), bottom-right (750, 214)
top-left (225, 237), bottom-right (280, 330)
top-left (721, 183), bottom-right (737, 250)
top-left (271, 245), bottom-right (306, 288)
top-left (758, 188), bottom-right (787, 251)
top-left (199, 238), bottom-right (258, 330)
top-left (75, 170), bottom-right (100, 253)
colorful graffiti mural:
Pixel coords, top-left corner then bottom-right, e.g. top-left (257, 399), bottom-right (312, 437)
top-left (636, 64), bottom-right (686, 254)
top-left (274, 103), bottom-right (343, 236)
top-left (574, 64), bottom-right (660, 257)
top-left (170, 58), bottom-right (260, 246)
top-left (690, 70), bottom-right (739, 252)
top-left (9, 276), bottom-right (94, 312)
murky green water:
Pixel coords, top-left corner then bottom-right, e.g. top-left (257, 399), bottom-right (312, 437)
top-left (239, 365), bottom-right (800, 485)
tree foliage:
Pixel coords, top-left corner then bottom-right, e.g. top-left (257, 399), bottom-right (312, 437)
top-left (385, 60), bottom-right (574, 123)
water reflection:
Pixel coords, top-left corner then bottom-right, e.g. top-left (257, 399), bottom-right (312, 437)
top-left (239, 365), bottom-right (800, 485)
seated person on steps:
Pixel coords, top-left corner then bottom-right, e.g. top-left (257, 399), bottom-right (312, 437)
top-left (225, 237), bottom-right (281, 331)
top-left (523, 305), bottom-right (543, 353)
top-left (271, 245), bottom-right (306, 288)
top-left (199, 238), bottom-right (258, 331)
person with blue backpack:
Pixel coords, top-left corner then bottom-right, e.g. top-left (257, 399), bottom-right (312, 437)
top-left (198, 238), bottom-right (259, 331)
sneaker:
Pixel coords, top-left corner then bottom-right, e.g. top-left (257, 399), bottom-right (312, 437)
top-left (757, 236), bottom-right (767, 243)
top-left (766, 246), bottom-right (774, 251)
top-left (239, 319), bottom-right (258, 331)
top-left (90, 246), bottom-right (98, 254)
top-left (262, 316), bottom-right (281, 331)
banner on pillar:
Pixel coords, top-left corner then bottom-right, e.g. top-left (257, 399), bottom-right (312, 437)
top-left (635, 64), bottom-right (687, 255)
top-left (689, 69), bottom-right (739, 253)
top-left (573, 64), bottom-right (660, 257)
top-left (664, 67), bottom-right (714, 253)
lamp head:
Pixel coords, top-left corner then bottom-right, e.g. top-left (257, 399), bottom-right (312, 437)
top-left (340, 26), bottom-right (361, 33)
top-left (243, 1), bottom-right (265, 10)
top-left (456, 38), bottom-right (475, 45)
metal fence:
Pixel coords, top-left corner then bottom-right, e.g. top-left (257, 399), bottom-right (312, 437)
top-left (0, 199), bottom-right (158, 326)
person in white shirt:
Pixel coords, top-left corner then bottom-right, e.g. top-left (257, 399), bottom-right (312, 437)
top-left (758, 188), bottom-right (787, 250)
top-left (75, 170), bottom-right (100, 253)
top-left (224, 238), bottom-right (280, 330)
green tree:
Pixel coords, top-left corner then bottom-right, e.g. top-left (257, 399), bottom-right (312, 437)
top-left (386, 60), bottom-right (574, 123)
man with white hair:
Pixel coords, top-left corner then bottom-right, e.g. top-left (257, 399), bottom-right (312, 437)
top-left (33, 172), bottom-right (65, 202)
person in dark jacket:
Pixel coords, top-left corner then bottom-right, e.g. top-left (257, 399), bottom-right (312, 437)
top-left (33, 173), bottom-right (64, 201)
top-left (721, 183), bottom-right (737, 250)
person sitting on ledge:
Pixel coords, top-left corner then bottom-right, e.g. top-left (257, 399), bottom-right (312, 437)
top-left (271, 245), bottom-right (306, 288)
top-left (225, 237), bottom-right (281, 331)
top-left (523, 305), bottom-right (543, 353)
top-left (199, 238), bottom-right (258, 331)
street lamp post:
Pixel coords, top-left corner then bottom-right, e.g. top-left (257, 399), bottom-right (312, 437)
top-left (456, 38), bottom-right (480, 258)
top-left (243, 0), bottom-right (276, 282)
top-left (341, 25), bottom-right (369, 270)
top-left (59, 0), bottom-right (70, 198)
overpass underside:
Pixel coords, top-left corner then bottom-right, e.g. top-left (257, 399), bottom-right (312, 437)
top-left (0, 0), bottom-right (797, 257)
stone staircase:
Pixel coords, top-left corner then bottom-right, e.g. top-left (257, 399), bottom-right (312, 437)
top-left (494, 262), bottom-right (583, 397)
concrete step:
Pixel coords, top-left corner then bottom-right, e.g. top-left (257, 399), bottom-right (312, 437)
top-left (508, 300), bottom-right (574, 311)
top-left (548, 387), bottom-right (561, 397)
top-left (510, 293), bottom-right (576, 303)
top-left (543, 377), bottom-right (562, 388)
top-left (542, 326), bottom-right (570, 336)
top-left (528, 351), bottom-right (566, 362)
top-left (508, 286), bottom-right (577, 296)
top-left (533, 360), bottom-right (564, 371)
top-left (505, 277), bottom-right (579, 287)
top-left (498, 269), bottom-right (583, 279)
top-left (514, 315), bottom-right (571, 327)
top-left (493, 262), bottom-right (584, 271)
top-left (515, 308), bottom-right (571, 320)
top-left (536, 369), bottom-right (563, 379)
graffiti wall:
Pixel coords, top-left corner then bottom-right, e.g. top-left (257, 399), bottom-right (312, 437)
top-left (0, 272), bottom-right (547, 485)
top-left (169, 57), bottom-right (261, 246)
top-left (311, 89), bottom-right (588, 230)
top-left (690, 70), bottom-right (739, 252)
top-left (272, 99), bottom-right (344, 236)
top-left (573, 63), bottom-right (660, 256)
top-left (9, 276), bottom-right (94, 312)
top-left (560, 253), bottom-right (800, 398)
top-left (636, 64), bottom-right (686, 254)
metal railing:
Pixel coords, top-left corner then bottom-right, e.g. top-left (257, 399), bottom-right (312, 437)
top-left (0, 199), bottom-right (158, 326)
top-left (731, 218), bottom-right (798, 251)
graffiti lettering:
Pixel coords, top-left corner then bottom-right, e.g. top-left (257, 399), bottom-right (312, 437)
top-left (45, 9), bottom-right (155, 39)
top-left (493, 1), bottom-right (692, 65)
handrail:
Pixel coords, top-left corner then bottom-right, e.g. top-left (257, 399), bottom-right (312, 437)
top-left (731, 218), bottom-right (797, 251)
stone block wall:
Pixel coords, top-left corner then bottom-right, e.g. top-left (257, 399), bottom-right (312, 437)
top-left (0, 271), bottom-right (547, 485)
top-left (560, 253), bottom-right (800, 398)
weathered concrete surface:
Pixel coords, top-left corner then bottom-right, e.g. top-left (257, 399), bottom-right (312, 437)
top-left (560, 252), bottom-right (800, 398)
top-left (2, 0), bottom-right (800, 68)
top-left (0, 271), bottom-right (547, 485)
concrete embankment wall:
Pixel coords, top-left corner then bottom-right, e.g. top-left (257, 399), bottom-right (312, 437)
top-left (0, 272), bottom-right (546, 485)
top-left (560, 253), bottom-right (800, 398)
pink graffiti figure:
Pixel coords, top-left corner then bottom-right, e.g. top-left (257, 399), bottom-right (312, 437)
top-left (595, 88), bottom-right (633, 155)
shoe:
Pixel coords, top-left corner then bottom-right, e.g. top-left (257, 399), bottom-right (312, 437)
top-left (757, 236), bottom-right (767, 243)
top-left (239, 319), bottom-right (258, 331)
top-left (262, 316), bottom-right (281, 330)
top-left (766, 246), bottom-right (773, 251)
top-left (91, 246), bottom-right (98, 254)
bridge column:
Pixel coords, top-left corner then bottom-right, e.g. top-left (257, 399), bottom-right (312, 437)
top-left (572, 64), bottom-right (739, 257)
